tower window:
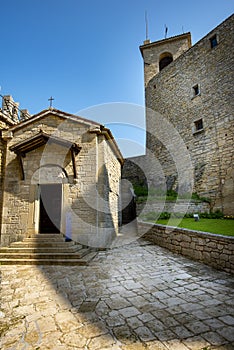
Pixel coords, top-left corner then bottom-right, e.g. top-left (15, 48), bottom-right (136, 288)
top-left (194, 119), bottom-right (203, 132)
top-left (193, 84), bottom-right (200, 96)
top-left (210, 34), bottom-right (218, 48)
top-left (159, 52), bottom-right (173, 71)
top-left (191, 84), bottom-right (201, 99)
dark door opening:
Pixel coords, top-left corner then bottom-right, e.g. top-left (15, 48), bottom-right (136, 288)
top-left (39, 184), bottom-right (62, 233)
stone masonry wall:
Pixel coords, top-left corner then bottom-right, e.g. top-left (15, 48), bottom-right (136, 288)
top-left (122, 155), bottom-right (169, 192)
top-left (137, 200), bottom-right (210, 218)
top-left (103, 138), bottom-right (121, 233)
top-left (139, 221), bottom-right (234, 274)
top-left (0, 122), bottom-right (7, 232)
top-left (1, 113), bottom-right (122, 247)
top-left (142, 15), bottom-right (234, 215)
top-left (0, 113), bottom-right (16, 236)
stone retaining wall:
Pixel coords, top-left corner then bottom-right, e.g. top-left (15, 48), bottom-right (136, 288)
top-left (137, 200), bottom-right (210, 217)
top-left (139, 221), bottom-right (234, 274)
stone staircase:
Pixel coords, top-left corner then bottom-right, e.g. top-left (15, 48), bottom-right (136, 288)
top-left (0, 234), bottom-right (97, 265)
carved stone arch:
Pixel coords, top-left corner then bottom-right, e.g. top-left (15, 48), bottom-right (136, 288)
top-left (159, 52), bottom-right (173, 71)
top-left (31, 164), bottom-right (68, 184)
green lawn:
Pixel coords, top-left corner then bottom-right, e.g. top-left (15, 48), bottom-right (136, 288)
top-left (155, 218), bottom-right (234, 236)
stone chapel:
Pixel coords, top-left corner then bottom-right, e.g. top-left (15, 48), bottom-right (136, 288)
top-left (0, 96), bottom-right (124, 248)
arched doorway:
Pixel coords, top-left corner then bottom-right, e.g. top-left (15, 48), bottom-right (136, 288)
top-left (39, 184), bottom-right (62, 233)
top-left (31, 165), bottom-right (68, 234)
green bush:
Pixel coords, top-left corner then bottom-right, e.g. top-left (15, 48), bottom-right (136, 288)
top-left (184, 213), bottom-right (194, 218)
top-left (141, 210), bottom-right (225, 222)
top-left (206, 210), bottom-right (224, 219)
top-left (133, 185), bottom-right (148, 197)
top-left (166, 190), bottom-right (178, 199)
top-left (159, 212), bottom-right (171, 220)
top-left (194, 210), bottom-right (224, 219)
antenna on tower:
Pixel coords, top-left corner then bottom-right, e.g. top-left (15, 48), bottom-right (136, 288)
top-left (145, 10), bottom-right (149, 41)
top-left (143, 11), bottom-right (150, 44)
top-left (182, 25), bottom-right (184, 34)
top-left (164, 24), bottom-right (168, 39)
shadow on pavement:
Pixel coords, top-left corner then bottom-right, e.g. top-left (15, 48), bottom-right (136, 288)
top-left (1, 236), bottom-right (234, 349)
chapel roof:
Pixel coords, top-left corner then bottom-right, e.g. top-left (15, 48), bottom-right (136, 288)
top-left (9, 108), bottom-right (124, 165)
top-left (10, 107), bottom-right (102, 131)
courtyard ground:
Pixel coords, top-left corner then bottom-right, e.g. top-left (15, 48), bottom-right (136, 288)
top-left (0, 239), bottom-right (234, 350)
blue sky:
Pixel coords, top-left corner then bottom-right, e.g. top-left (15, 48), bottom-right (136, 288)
top-left (0, 0), bottom-right (233, 157)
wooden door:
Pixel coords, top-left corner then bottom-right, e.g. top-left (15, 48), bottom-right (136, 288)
top-left (39, 184), bottom-right (62, 233)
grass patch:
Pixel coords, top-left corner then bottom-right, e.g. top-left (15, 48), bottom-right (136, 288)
top-left (155, 218), bottom-right (234, 236)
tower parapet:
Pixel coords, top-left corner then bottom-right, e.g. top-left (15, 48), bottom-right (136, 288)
top-left (140, 33), bottom-right (192, 87)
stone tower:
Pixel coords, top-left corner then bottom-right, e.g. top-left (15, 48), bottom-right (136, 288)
top-left (138, 14), bottom-right (234, 215)
top-left (140, 33), bottom-right (192, 87)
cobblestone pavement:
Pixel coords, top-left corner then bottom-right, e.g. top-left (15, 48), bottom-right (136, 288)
top-left (1, 239), bottom-right (234, 350)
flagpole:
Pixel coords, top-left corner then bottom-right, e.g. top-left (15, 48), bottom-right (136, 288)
top-left (145, 11), bottom-right (149, 40)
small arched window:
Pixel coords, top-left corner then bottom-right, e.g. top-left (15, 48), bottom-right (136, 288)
top-left (159, 52), bottom-right (173, 71)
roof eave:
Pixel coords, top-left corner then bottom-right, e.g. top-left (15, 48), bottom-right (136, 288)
top-left (90, 126), bottom-right (124, 165)
top-left (9, 108), bottom-right (101, 132)
top-left (139, 32), bottom-right (192, 56)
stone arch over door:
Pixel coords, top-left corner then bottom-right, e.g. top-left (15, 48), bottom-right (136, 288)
top-left (31, 164), bottom-right (68, 184)
top-left (29, 165), bottom-right (68, 234)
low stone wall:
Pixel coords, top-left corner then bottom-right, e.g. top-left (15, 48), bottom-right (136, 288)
top-left (139, 221), bottom-right (234, 274)
top-left (137, 200), bottom-right (210, 217)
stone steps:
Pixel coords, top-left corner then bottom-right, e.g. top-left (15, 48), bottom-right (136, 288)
top-left (10, 242), bottom-right (75, 248)
top-left (0, 249), bottom-right (91, 260)
top-left (25, 233), bottom-right (64, 239)
top-left (0, 252), bottom-right (97, 266)
top-left (0, 246), bottom-right (83, 253)
top-left (0, 234), bottom-right (97, 265)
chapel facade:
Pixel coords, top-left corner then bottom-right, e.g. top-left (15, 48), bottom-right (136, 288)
top-left (0, 97), bottom-right (124, 247)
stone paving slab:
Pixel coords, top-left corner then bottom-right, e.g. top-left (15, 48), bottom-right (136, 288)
top-left (0, 239), bottom-right (234, 350)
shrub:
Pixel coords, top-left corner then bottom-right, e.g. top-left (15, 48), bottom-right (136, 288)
top-left (209, 210), bottom-right (224, 219)
top-left (133, 185), bottom-right (148, 197)
top-left (197, 210), bottom-right (223, 219)
top-left (141, 210), bottom-right (226, 222)
top-left (184, 213), bottom-right (194, 218)
top-left (166, 190), bottom-right (178, 200)
top-left (159, 212), bottom-right (171, 220)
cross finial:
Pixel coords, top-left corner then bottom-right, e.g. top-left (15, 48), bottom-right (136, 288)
top-left (164, 24), bottom-right (168, 39)
top-left (48, 96), bottom-right (54, 109)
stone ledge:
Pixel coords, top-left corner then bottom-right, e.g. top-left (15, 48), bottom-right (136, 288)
top-left (138, 220), bottom-right (234, 274)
